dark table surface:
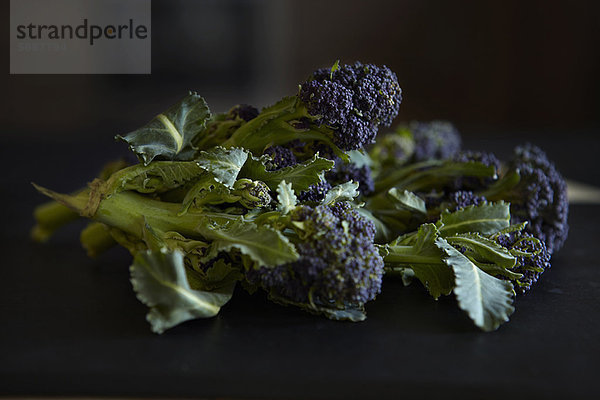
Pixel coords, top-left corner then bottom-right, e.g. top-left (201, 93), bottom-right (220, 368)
top-left (1, 130), bottom-right (599, 399)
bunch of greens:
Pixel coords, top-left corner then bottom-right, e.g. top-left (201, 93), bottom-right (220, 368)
top-left (33, 61), bottom-right (568, 333)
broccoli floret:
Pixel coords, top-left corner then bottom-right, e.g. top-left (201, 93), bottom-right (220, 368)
top-left (229, 104), bottom-right (259, 122)
top-left (420, 190), bottom-right (487, 223)
top-left (231, 179), bottom-right (272, 209)
top-left (454, 150), bottom-right (500, 170)
top-left (452, 150), bottom-right (501, 191)
top-left (445, 190), bottom-right (487, 212)
top-left (264, 145), bottom-right (298, 171)
top-left (302, 62), bottom-right (402, 150)
top-left (246, 202), bottom-right (384, 309)
top-left (326, 160), bottom-right (375, 196)
top-left (410, 121), bottom-right (462, 161)
top-left (297, 180), bottom-right (332, 203)
top-left (494, 230), bottom-right (551, 294)
top-left (298, 79), bottom-right (353, 127)
top-left (486, 144), bottom-right (569, 254)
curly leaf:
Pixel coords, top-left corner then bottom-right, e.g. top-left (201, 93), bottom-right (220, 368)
top-left (322, 181), bottom-right (360, 206)
top-left (277, 180), bottom-right (297, 214)
top-left (130, 248), bottom-right (234, 334)
top-left (117, 92), bottom-right (211, 165)
top-left (240, 153), bottom-right (335, 192)
top-left (195, 147), bottom-right (248, 188)
top-left (436, 238), bottom-right (515, 331)
top-left (437, 202), bottom-right (510, 237)
top-left (197, 218), bottom-right (299, 267)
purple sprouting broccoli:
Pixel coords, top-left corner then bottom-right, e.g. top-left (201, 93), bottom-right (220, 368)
top-left (297, 180), bottom-right (333, 203)
top-left (221, 62), bottom-right (402, 155)
top-left (452, 150), bottom-right (501, 191)
top-left (264, 145), bottom-right (298, 171)
top-left (493, 229), bottom-right (551, 294)
top-left (486, 144), bottom-right (569, 254)
top-left (229, 104), bottom-right (259, 122)
top-left (445, 190), bottom-right (487, 212)
top-left (300, 62), bottom-right (402, 150)
top-left (410, 121), bottom-right (462, 162)
top-left (246, 202), bottom-right (384, 314)
top-left (420, 190), bottom-right (487, 223)
top-left (326, 160), bottom-right (375, 196)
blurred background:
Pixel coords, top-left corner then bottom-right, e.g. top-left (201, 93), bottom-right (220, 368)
top-left (2, 0), bottom-right (599, 145)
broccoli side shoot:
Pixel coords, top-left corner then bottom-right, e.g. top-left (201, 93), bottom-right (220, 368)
top-left (410, 121), bottom-right (462, 162)
top-left (493, 230), bottom-right (551, 294)
top-left (486, 144), bottom-right (569, 254)
top-left (300, 62), bottom-right (402, 150)
top-left (246, 202), bottom-right (384, 310)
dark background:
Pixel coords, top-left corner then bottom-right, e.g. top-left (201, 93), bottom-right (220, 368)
top-left (2, 1), bottom-right (600, 398)
top-left (2, 0), bottom-right (600, 139)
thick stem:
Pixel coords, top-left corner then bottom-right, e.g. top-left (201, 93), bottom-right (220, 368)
top-left (94, 191), bottom-right (241, 240)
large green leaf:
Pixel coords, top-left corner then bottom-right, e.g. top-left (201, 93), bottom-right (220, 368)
top-left (194, 147), bottom-right (248, 188)
top-left (437, 202), bottom-right (510, 237)
top-left (436, 238), bottom-right (515, 331)
top-left (130, 248), bottom-right (234, 334)
top-left (197, 218), bottom-right (299, 267)
top-left (117, 92), bottom-right (211, 165)
top-left (240, 153), bottom-right (335, 192)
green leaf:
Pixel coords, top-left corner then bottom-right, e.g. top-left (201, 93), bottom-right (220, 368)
top-left (240, 153), bottom-right (335, 192)
top-left (387, 188), bottom-right (427, 214)
top-left (195, 147), bottom-right (248, 188)
top-left (179, 174), bottom-right (233, 215)
top-left (436, 238), bottom-right (515, 331)
top-left (329, 59), bottom-right (340, 79)
top-left (185, 258), bottom-right (243, 292)
top-left (347, 150), bottom-right (372, 168)
top-left (472, 261), bottom-right (524, 281)
top-left (383, 224), bottom-right (454, 299)
top-left (130, 248), bottom-right (234, 334)
top-left (197, 218), bottom-right (299, 267)
top-left (277, 180), bottom-right (297, 214)
top-left (117, 92), bottom-right (212, 165)
top-left (446, 233), bottom-right (516, 269)
top-left (437, 202), bottom-right (510, 237)
top-left (102, 161), bottom-right (206, 195)
top-left (491, 221), bottom-right (528, 238)
top-left (321, 181), bottom-right (360, 206)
